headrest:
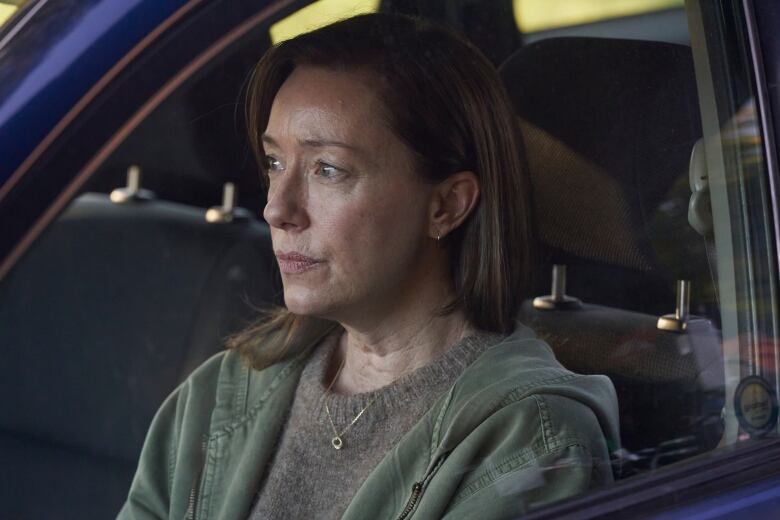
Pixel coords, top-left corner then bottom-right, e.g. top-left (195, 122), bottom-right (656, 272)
top-left (0, 193), bottom-right (276, 462)
top-left (499, 37), bottom-right (702, 272)
top-left (519, 300), bottom-right (724, 466)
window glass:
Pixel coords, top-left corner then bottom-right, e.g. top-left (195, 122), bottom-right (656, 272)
top-left (688, 0), bottom-right (779, 443)
top-left (2, 0), bottom-right (779, 517)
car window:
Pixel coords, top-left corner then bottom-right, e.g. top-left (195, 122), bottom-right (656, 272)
top-left (688, 1), bottom-right (779, 446)
top-left (1, 0), bottom-right (778, 518)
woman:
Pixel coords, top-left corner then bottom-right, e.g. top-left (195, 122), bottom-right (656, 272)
top-left (120, 13), bottom-right (619, 520)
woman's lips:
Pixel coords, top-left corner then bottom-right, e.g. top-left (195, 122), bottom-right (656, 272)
top-left (275, 252), bottom-right (322, 274)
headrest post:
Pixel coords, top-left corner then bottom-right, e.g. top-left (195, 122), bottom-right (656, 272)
top-left (127, 165), bottom-right (141, 192)
top-left (676, 280), bottom-right (690, 321)
top-left (222, 182), bottom-right (236, 212)
top-left (551, 264), bottom-right (567, 300)
top-left (658, 280), bottom-right (691, 332)
top-left (533, 264), bottom-right (583, 311)
top-left (109, 165), bottom-right (155, 204)
top-left (205, 182), bottom-right (251, 224)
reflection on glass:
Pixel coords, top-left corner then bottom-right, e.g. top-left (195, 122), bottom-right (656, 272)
top-left (513, 0), bottom-right (684, 33)
top-left (0, 1), bottom-right (25, 29)
top-left (270, 0), bottom-right (380, 43)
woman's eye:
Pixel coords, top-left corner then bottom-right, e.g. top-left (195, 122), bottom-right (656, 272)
top-left (264, 155), bottom-right (283, 172)
top-left (316, 162), bottom-right (340, 178)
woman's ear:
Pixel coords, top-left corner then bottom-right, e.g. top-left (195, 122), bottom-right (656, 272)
top-left (428, 171), bottom-right (480, 239)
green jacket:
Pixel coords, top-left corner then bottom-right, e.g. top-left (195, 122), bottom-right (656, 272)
top-left (119, 324), bottom-right (620, 519)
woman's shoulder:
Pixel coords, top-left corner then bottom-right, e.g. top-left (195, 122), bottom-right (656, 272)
top-left (441, 322), bottom-right (621, 451)
top-left (456, 322), bottom-right (615, 397)
top-left (168, 347), bottom-right (306, 430)
top-left (379, 324), bottom-right (621, 519)
top-left (175, 348), bottom-right (244, 402)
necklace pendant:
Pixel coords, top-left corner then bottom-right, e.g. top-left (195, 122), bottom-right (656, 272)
top-left (332, 436), bottom-right (343, 450)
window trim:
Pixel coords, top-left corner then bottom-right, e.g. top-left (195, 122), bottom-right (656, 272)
top-left (523, 438), bottom-right (780, 519)
top-left (745, 0), bottom-right (780, 396)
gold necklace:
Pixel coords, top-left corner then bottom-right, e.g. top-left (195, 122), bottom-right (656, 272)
top-left (324, 353), bottom-right (378, 450)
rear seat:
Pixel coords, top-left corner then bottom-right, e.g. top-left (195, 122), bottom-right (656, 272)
top-left (500, 37), bottom-right (725, 472)
top-left (0, 191), bottom-right (277, 518)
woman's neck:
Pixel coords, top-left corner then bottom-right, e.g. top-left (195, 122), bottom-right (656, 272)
top-left (320, 246), bottom-right (474, 394)
top-left (328, 309), bottom-right (473, 395)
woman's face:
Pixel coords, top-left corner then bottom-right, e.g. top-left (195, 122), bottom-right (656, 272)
top-left (262, 66), bottom-right (438, 324)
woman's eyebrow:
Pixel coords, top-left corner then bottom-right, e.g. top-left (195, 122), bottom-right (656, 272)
top-left (261, 133), bottom-right (364, 154)
top-left (299, 138), bottom-right (361, 152)
top-left (261, 134), bottom-right (280, 148)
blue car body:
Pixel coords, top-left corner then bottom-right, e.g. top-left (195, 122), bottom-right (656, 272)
top-left (0, 0), bottom-right (189, 185)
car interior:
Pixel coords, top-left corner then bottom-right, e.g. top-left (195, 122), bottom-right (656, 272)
top-left (503, 35), bottom-right (723, 474)
top-left (0, 0), bottom-right (730, 517)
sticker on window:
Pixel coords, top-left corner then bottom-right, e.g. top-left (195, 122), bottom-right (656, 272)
top-left (734, 375), bottom-right (779, 437)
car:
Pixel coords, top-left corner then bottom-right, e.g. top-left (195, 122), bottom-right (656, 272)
top-left (1, 0), bottom-right (779, 518)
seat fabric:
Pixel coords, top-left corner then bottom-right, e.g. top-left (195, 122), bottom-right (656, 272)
top-left (0, 193), bottom-right (277, 516)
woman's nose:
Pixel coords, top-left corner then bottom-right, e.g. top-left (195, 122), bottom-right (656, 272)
top-left (263, 172), bottom-right (309, 231)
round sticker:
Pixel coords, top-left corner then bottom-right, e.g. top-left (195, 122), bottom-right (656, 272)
top-left (734, 375), bottom-right (778, 437)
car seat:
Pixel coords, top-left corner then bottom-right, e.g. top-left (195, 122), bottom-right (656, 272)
top-left (0, 186), bottom-right (278, 517)
top-left (500, 37), bottom-right (725, 474)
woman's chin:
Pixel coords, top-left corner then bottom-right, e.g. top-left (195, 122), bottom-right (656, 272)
top-left (282, 289), bottom-right (334, 317)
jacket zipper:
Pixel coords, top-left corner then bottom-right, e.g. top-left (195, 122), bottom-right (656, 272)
top-left (396, 482), bottom-right (423, 520)
top-left (186, 440), bottom-right (208, 520)
top-left (395, 455), bottom-right (446, 520)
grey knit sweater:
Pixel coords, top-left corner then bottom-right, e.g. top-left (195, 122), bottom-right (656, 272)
top-left (248, 330), bottom-right (502, 519)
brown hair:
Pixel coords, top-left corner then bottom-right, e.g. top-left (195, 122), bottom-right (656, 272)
top-left (231, 13), bottom-right (532, 369)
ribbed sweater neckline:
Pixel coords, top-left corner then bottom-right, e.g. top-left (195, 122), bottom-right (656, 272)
top-left (298, 329), bottom-right (504, 426)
